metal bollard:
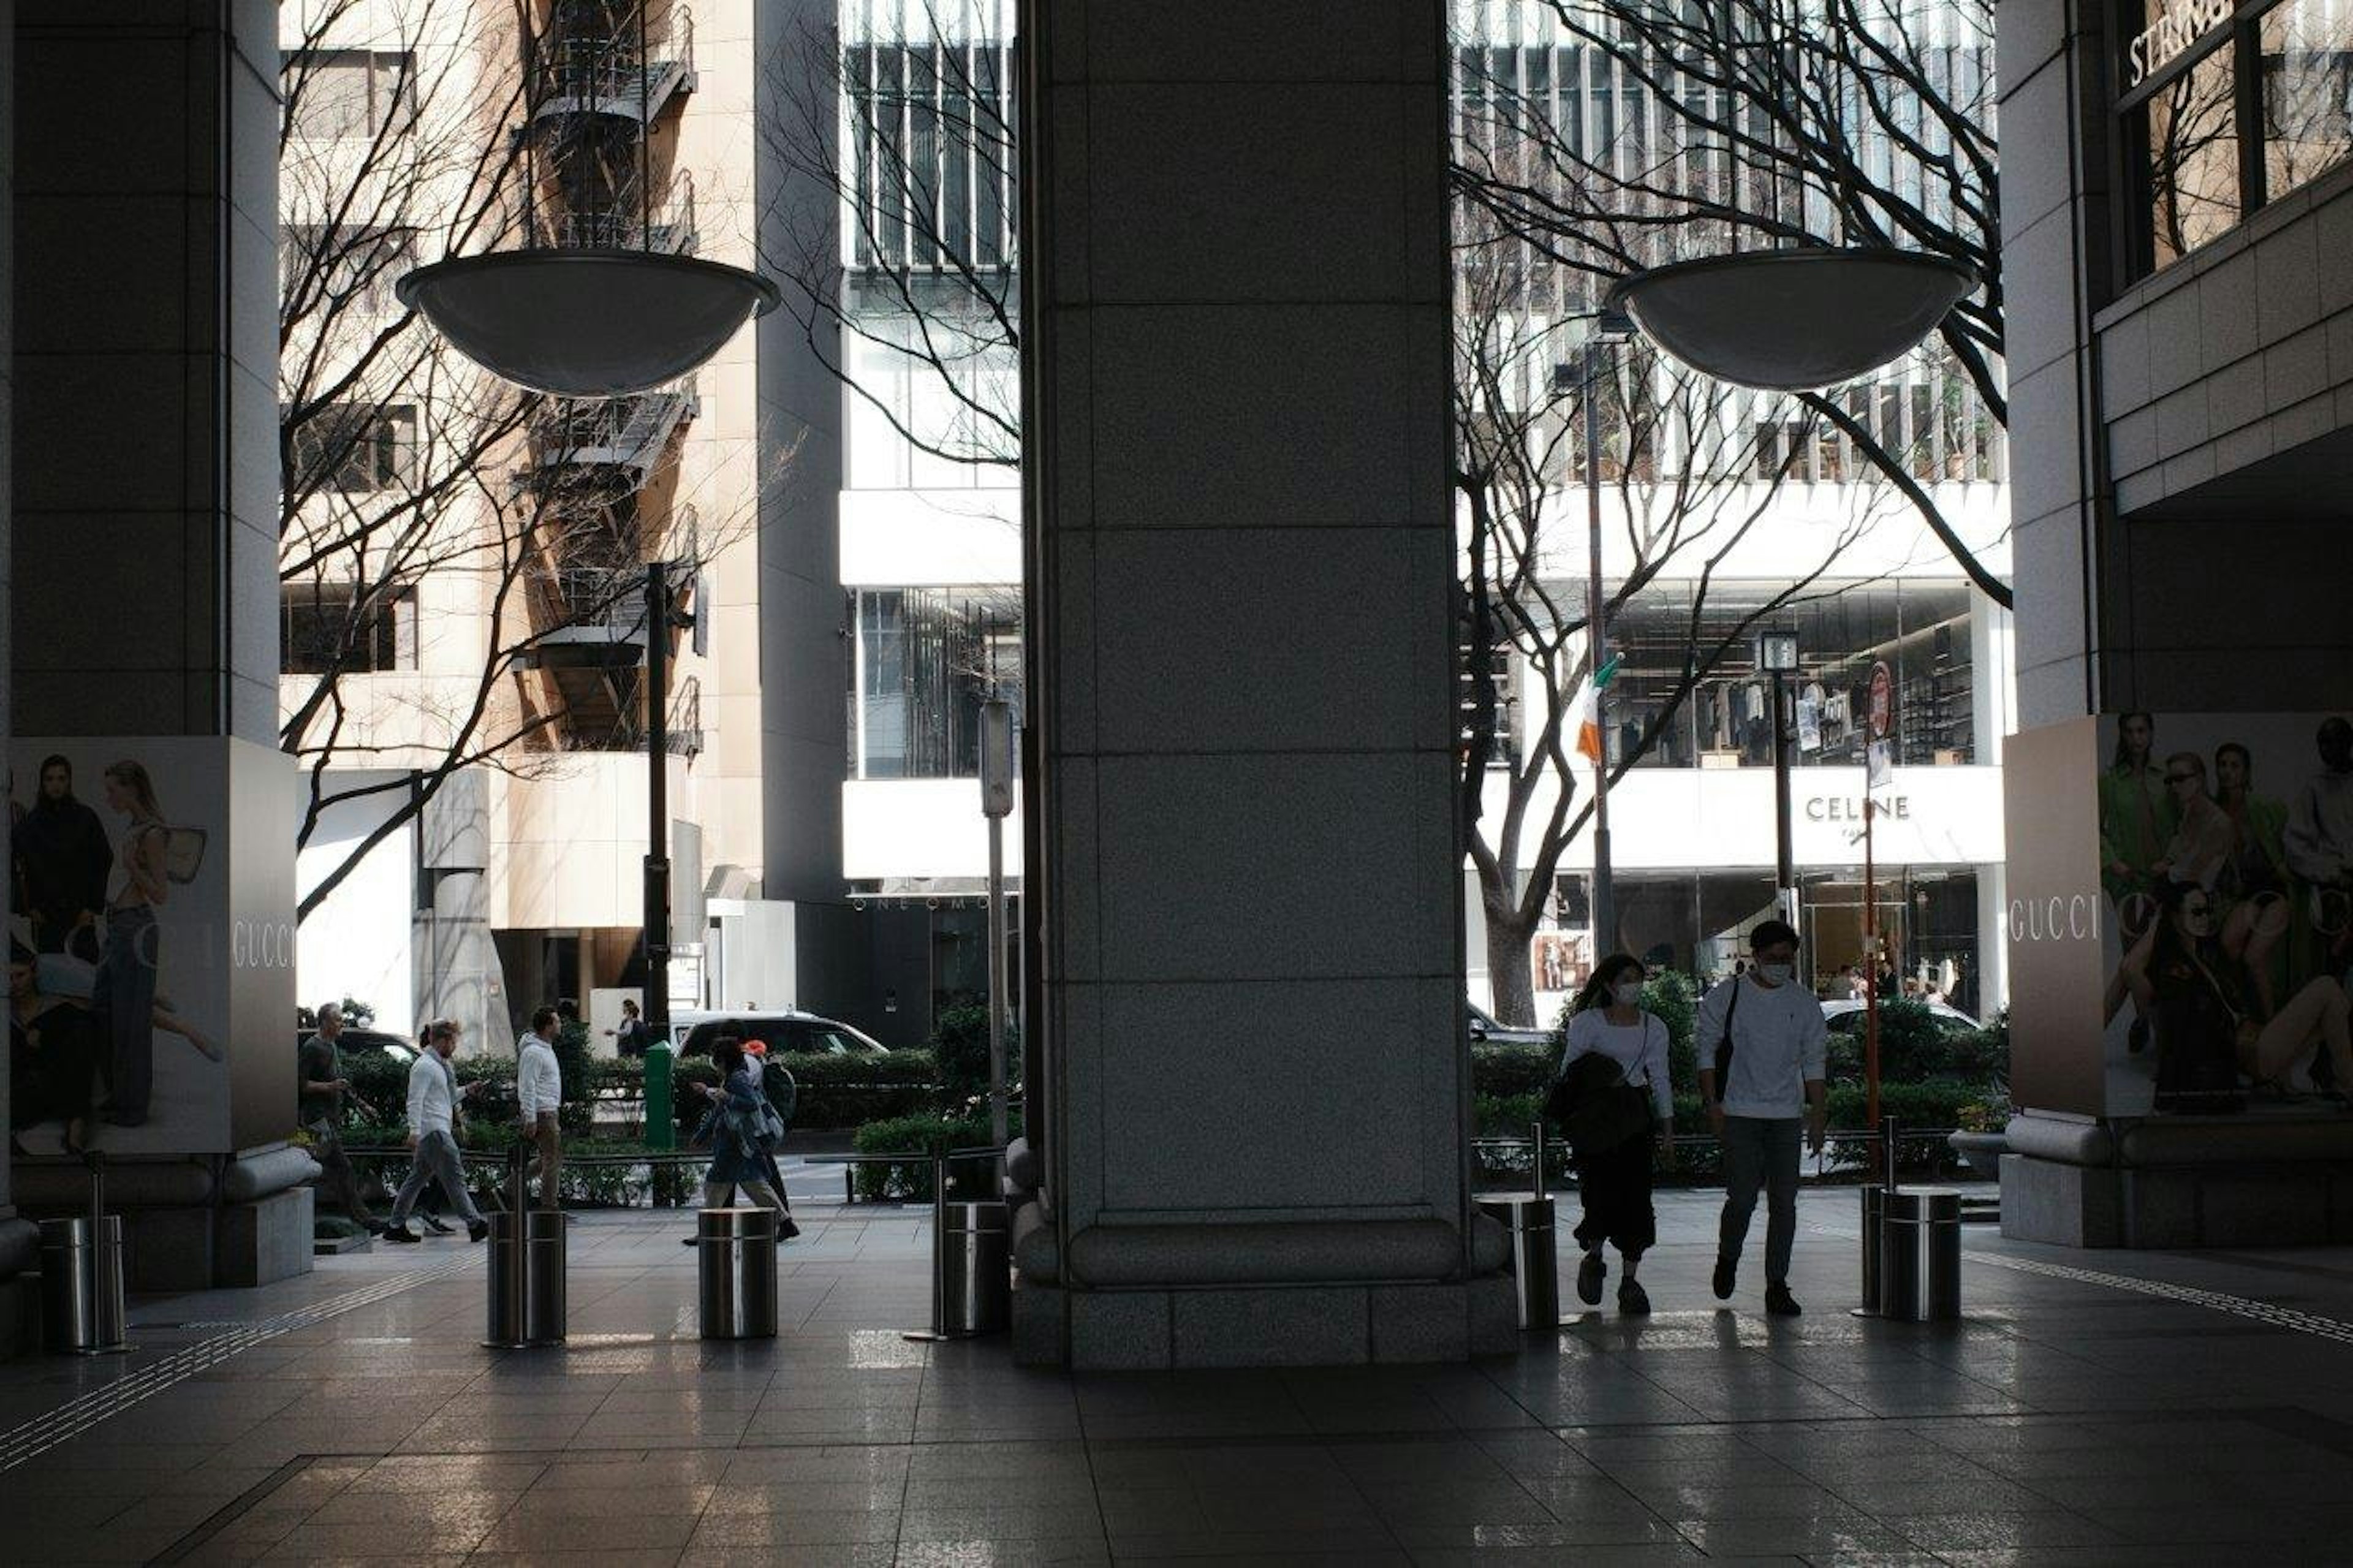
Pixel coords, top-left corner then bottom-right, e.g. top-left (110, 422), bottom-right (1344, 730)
top-left (939, 1202), bottom-right (1011, 1335)
top-left (697, 1206), bottom-right (779, 1339)
top-left (485, 1146), bottom-right (566, 1347)
top-left (1878, 1189), bottom-right (1962, 1322)
top-left (1858, 1183), bottom-right (1885, 1315)
top-left (524, 1208), bottom-right (567, 1344)
top-left (41, 1153), bottom-right (128, 1357)
top-left (1477, 1125), bottom-right (1559, 1330)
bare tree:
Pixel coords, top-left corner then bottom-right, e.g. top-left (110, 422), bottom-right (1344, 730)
top-left (279, 0), bottom-right (749, 922)
top-left (1450, 0), bottom-right (2010, 607)
top-left (1453, 257), bottom-right (1883, 1023)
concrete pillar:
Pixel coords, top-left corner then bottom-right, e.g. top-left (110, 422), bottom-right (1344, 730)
top-left (13, 1), bottom-right (279, 740)
top-left (1017, 2), bottom-right (1505, 1368)
top-left (0, 0), bottom-right (34, 1303)
top-left (9, 3), bottom-right (297, 1178)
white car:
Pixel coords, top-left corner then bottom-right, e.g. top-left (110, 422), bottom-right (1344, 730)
top-left (666, 1008), bottom-right (890, 1058)
top-left (1820, 998), bottom-right (1983, 1036)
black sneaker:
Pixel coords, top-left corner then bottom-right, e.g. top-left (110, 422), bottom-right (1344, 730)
top-left (1765, 1282), bottom-right (1803, 1317)
top-left (381, 1225), bottom-right (420, 1244)
top-left (1618, 1279), bottom-right (1651, 1316)
top-left (779, 1218), bottom-right (802, 1241)
top-left (1576, 1250), bottom-right (1606, 1306)
top-left (1712, 1254), bottom-right (1735, 1301)
top-left (466, 1219), bottom-right (490, 1243)
top-left (420, 1215), bottom-right (455, 1235)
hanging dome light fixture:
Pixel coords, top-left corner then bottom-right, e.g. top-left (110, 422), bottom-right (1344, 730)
top-left (397, 2), bottom-right (777, 398)
top-left (1604, 248), bottom-right (1978, 393)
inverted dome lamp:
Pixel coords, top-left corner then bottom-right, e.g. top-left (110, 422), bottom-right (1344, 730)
top-left (396, 251), bottom-right (779, 398)
top-left (1603, 247), bottom-right (1978, 392)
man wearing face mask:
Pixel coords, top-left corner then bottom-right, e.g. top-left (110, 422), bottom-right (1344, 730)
top-left (1696, 918), bottom-right (1828, 1316)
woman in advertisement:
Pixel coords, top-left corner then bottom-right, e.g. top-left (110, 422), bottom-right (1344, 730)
top-left (93, 760), bottom-right (169, 1127)
top-left (2120, 881), bottom-right (2353, 1109)
top-left (2100, 712), bottom-right (2177, 918)
top-left (2213, 741), bottom-right (2297, 1017)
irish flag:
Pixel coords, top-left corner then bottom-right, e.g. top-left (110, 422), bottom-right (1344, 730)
top-left (1575, 654), bottom-right (1623, 765)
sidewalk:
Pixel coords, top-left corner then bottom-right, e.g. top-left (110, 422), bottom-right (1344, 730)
top-left (6, 1188), bottom-right (2353, 1563)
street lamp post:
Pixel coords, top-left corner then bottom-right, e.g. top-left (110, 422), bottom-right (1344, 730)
top-left (1582, 309), bottom-right (1635, 953)
top-left (1756, 627), bottom-right (1802, 928)
top-left (642, 561), bottom-right (676, 1055)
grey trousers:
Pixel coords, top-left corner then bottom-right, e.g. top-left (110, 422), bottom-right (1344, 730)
top-left (390, 1131), bottom-right (483, 1226)
top-left (1718, 1115), bottom-right (1803, 1286)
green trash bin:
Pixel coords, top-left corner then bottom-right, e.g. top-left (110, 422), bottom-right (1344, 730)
top-left (644, 1040), bottom-right (675, 1153)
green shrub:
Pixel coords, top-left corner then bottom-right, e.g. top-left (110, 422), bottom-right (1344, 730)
top-left (1471, 1043), bottom-right (1553, 1101)
top-left (849, 1109), bottom-right (1018, 1201)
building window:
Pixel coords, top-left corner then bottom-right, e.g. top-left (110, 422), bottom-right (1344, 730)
top-left (1599, 578), bottom-right (1982, 772)
top-left (2123, 0), bottom-right (2353, 278)
top-left (851, 588), bottom-right (1021, 779)
top-left (843, 41), bottom-right (1015, 272)
top-left (287, 404), bottom-right (418, 495)
top-left (2140, 44), bottom-right (2241, 271)
top-left (284, 49), bottom-right (418, 141)
top-left (283, 581), bottom-right (419, 675)
top-left (2260, 0), bottom-right (2353, 195)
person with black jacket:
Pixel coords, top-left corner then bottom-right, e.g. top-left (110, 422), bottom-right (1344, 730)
top-left (1556, 953), bottom-right (1674, 1315)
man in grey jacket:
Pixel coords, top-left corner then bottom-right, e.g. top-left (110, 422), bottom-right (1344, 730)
top-left (1695, 918), bottom-right (1828, 1316)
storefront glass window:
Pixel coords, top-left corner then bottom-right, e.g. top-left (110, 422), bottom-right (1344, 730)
top-left (2142, 44), bottom-right (2241, 271)
top-left (1598, 578), bottom-right (1979, 771)
top-left (2260, 0), bottom-right (2353, 196)
top-left (852, 588), bottom-right (1022, 779)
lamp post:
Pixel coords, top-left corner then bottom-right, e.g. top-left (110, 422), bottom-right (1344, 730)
top-left (641, 561), bottom-right (689, 1056)
top-left (1756, 627), bottom-right (1801, 929)
top-left (1580, 308), bottom-right (1636, 954)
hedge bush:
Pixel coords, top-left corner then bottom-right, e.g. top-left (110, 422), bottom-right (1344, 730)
top-left (848, 1109), bottom-right (1018, 1201)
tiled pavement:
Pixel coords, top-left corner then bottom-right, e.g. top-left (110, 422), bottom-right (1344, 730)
top-left (10, 1189), bottom-right (2353, 1564)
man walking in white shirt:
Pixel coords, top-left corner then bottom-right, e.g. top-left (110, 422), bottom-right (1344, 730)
top-left (382, 1020), bottom-right (488, 1243)
top-left (1695, 918), bottom-right (1828, 1316)
top-left (517, 1006), bottom-right (564, 1209)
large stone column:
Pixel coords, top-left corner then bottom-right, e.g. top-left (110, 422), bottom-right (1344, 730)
top-left (1015, 2), bottom-right (1506, 1368)
top-left (9, 3), bottom-right (303, 1290)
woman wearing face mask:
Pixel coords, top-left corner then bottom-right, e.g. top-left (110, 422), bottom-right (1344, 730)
top-left (2121, 879), bottom-right (2353, 1108)
top-left (1557, 953), bottom-right (1675, 1314)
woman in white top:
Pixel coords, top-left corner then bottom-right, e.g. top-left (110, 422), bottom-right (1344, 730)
top-left (1558, 953), bottom-right (1675, 1315)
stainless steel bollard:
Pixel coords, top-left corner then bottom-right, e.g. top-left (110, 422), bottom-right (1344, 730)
top-left (524, 1209), bottom-right (567, 1344)
top-left (39, 1216), bottom-right (128, 1356)
top-left (938, 1202), bottom-right (1010, 1335)
top-left (1859, 1184), bottom-right (1885, 1314)
top-left (485, 1210), bottom-right (525, 1347)
top-left (1878, 1188), bottom-right (1962, 1322)
top-left (1477, 1192), bottom-right (1559, 1328)
top-left (698, 1206), bottom-right (779, 1339)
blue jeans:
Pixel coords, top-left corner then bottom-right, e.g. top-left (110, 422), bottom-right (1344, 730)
top-left (1718, 1115), bottom-right (1802, 1286)
top-left (94, 906), bottom-right (158, 1123)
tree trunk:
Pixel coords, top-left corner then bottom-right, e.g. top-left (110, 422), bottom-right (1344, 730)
top-left (1485, 904), bottom-right (1540, 1026)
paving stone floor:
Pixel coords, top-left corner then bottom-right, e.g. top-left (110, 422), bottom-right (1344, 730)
top-left (9, 1186), bottom-right (2353, 1564)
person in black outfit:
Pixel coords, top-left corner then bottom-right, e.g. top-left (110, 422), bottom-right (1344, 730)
top-left (1555, 954), bottom-right (1675, 1315)
top-left (608, 998), bottom-right (648, 1058)
top-left (10, 941), bottom-right (99, 1153)
top-left (12, 756), bottom-right (113, 958)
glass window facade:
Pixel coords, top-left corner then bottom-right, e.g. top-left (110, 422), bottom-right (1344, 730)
top-left (851, 588), bottom-right (1021, 779)
top-left (2127, 0), bottom-right (2353, 277)
top-left (1599, 578), bottom-right (1979, 771)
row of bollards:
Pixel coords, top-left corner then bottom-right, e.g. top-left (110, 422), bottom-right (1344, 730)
top-left (1476, 1116), bottom-right (1963, 1331)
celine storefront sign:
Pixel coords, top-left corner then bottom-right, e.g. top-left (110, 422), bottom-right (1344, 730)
top-left (2123, 0), bottom-right (2234, 87)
